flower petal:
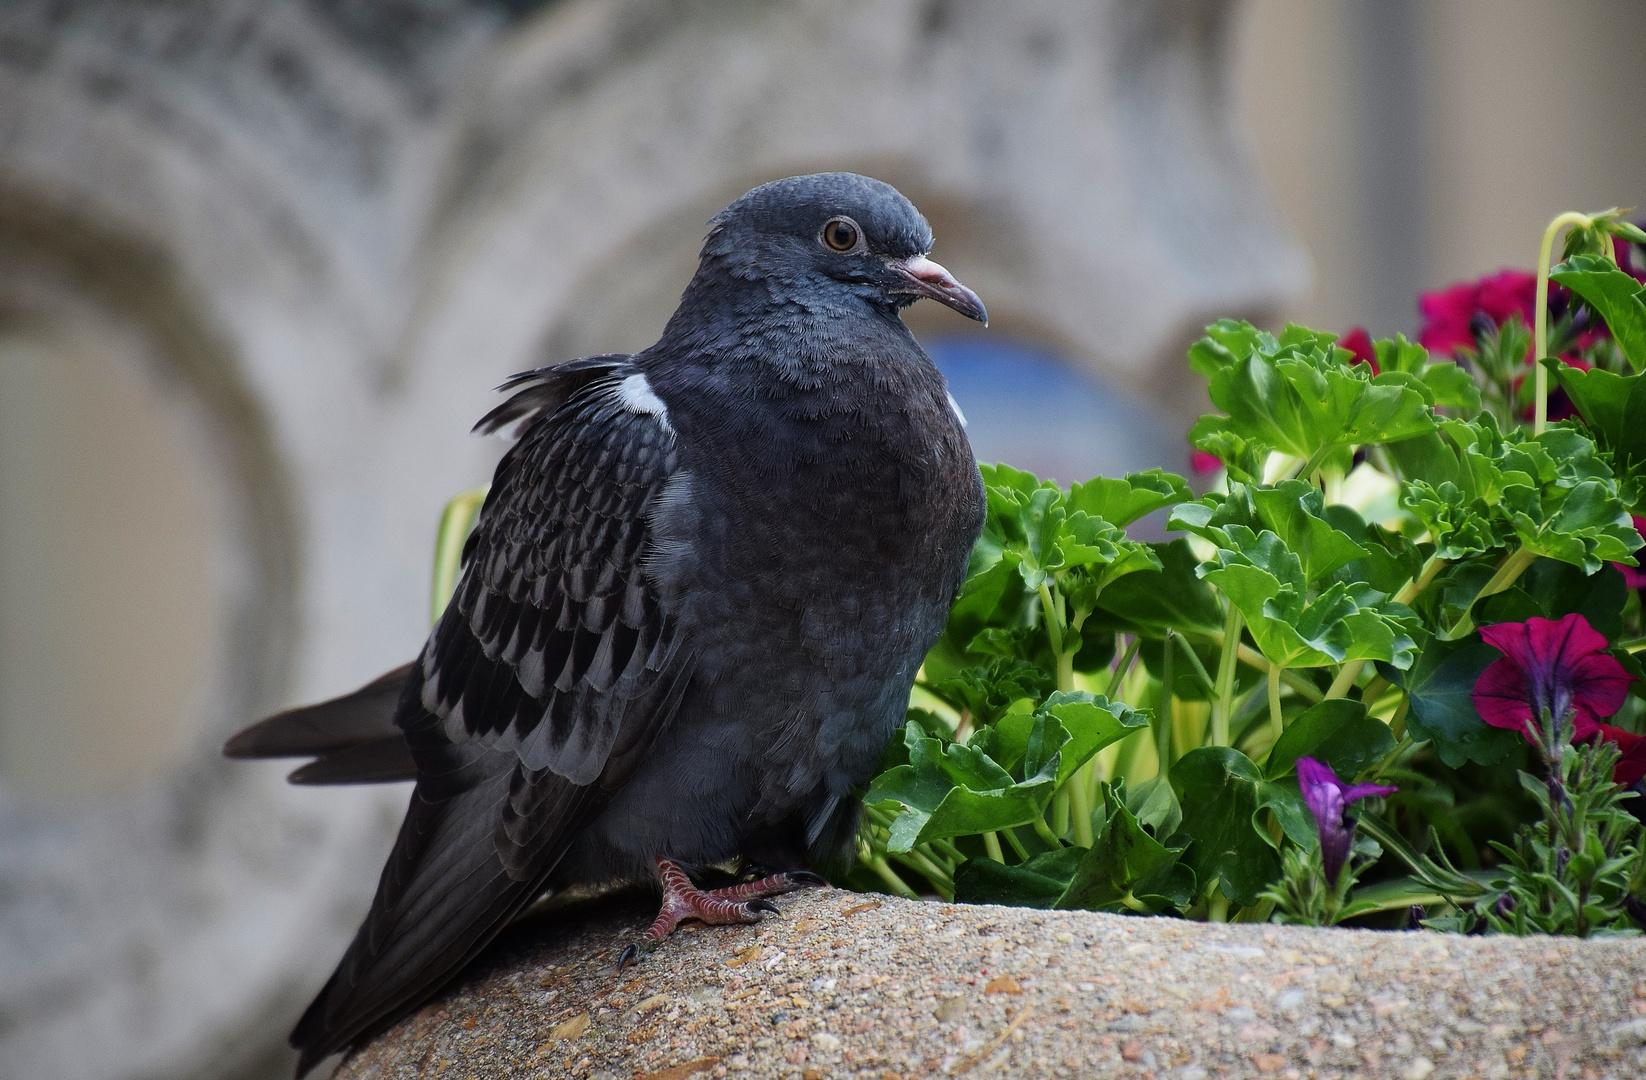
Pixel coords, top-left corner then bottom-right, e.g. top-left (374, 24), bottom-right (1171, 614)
top-left (1340, 782), bottom-right (1399, 804)
top-left (1597, 724), bottom-right (1646, 788)
top-left (1471, 655), bottom-right (1536, 741)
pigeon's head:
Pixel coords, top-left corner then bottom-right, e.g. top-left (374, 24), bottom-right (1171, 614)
top-left (698, 172), bottom-right (987, 325)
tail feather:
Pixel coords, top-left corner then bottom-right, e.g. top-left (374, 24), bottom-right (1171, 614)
top-left (223, 663), bottom-right (417, 785)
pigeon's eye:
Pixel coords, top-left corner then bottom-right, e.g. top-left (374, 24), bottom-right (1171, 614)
top-left (821, 217), bottom-right (861, 253)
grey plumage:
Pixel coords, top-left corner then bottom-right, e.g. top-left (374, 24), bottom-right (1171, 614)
top-left (226, 172), bottom-right (987, 1076)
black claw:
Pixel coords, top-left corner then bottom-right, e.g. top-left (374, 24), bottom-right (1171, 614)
top-left (789, 870), bottom-right (827, 887)
top-left (617, 943), bottom-right (642, 971)
top-left (746, 898), bottom-right (781, 916)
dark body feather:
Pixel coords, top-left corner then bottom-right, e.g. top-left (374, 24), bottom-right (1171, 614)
top-left (249, 174), bottom-right (986, 1075)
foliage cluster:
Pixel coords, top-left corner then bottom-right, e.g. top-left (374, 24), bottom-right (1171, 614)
top-left (847, 213), bottom-right (1646, 933)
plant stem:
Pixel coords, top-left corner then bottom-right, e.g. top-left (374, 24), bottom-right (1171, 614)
top-left (1394, 553), bottom-right (1447, 606)
top-left (1003, 827), bottom-right (1031, 862)
top-left (1038, 581), bottom-right (1065, 655)
top-left (889, 851), bottom-right (953, 900)
top-left (1325, 660), bottom-right (1362, 701)
top-left (1051, 789), bottom-right (1070, 838)
top-left (1038, 581), bottom-right (1076, 692)
top-left (983, 831), bottom-right (1004, 863)
top-left (1069, 766), bottom-right (1095, 848)
top-left (1445, 545), bottom-right (1537, 639)
top-left (1267, 663), bottom-right (1285, 742)
top-left (1031, 813), bottom-right (1064, 850)
top-left (1534, 211), bottom-right (1595, 434)
top-left (1388, 697), bottom-right (1410, 742)
top-left (1212, 604), bottom-right (1245, 747)
top-left (866, 855), bottom-right (919, 899)
top-left (1298, 444), bottom-right (1338, 484)
top-left (1200, 630), bottom-right (1324, 702)
top-left (1157, 632), bottom-right (1176, 771)
top-left (1207, 890), bottom-right (1230, 923)
top-left (1107, 633), bottom-right (1143, 698)
top-left (429, 486), bottom-right (489, 624)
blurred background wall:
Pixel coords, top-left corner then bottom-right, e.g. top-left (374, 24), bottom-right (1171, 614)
top-left (0, 1), bottom-right (1638, 1077)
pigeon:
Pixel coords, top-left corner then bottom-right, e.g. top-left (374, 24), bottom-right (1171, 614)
top-left (224, 172), bottom-right (988, 1076)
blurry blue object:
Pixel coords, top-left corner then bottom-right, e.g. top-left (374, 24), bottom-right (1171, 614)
top-left (922, 334), bottom-right (1187, 486)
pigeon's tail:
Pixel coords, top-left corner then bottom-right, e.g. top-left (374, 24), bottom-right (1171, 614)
top-left (223, 663), bottom-right (418, 785)
top-left (286, 717), bottom-right (599, 1078)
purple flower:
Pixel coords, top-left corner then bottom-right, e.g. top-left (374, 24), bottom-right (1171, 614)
top-left (1296, 757), bottom-right (1397, 885)
top-left (1471, 613), bottom-right (1632, 745)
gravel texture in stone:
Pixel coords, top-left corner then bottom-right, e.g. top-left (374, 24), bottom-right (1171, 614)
top-left (332, 889), bottom-right (1646, 1079)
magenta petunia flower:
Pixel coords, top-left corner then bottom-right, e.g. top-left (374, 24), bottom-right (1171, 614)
top-left (1419, 269), bottom-right (1537, 358)
top-left (1338, 327), bottom-right (1378, 374)
top-left (1595, 724), bottom-right (1646, 787)
top-left (1296, 757), bottom-right (1398, 885)
top-left (1616, 517), bottom-right (1646, 590)
top-left (1472, 614), bottom-right (1633, 744)
top-left (1616, 236), bottom-right (1646, 285)
top-left (1189, 450), bottom-right (1223, 476)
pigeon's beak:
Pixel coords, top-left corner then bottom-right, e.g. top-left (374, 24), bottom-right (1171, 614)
top-left (892, 255), bottom-right (988, 325)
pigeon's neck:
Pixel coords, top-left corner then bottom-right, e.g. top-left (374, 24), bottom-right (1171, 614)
top-left (656, 274), bottom-right (913, 386)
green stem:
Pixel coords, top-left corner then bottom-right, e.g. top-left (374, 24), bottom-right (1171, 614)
top-left (1003, 827), bottom-right (1031, 862)
top-left (1051, 789), bottom-right (1070, 838)
top-left (1388, 697), bottom-right (1410, 742)
top-left (890, 850), bottom-right (953, 899)
top-left (1207, 890), bottom-right (1230, 923)
top-left (1107, 633), bottom-right (1143, 698)
top-left (983, 831), bottom-right (1004, 863)
top-left (911, 846), bottom-right (956, 883)
top-left (1069, 767), bottom-right (1095, 848)
top-left (929, 837), bottom-right (968, 866)
top-left (915, 843), bottom-right (957, 876)
top-left (1394, 553), bottom-right (1447, 607)
top-left (1119, 890), bottom-right (1151, 914)
top-left (1212, 604), bottom-right (1244, 747)
top-left (1298, 443), bottom-right (1338, 484)
top-left (866, 855), bottom-right (919, 900)
top-left (1371, 732), bottom-right (1414, 780)
top-left (1156, 632), bottom-right (1176, 772)
top-left (1325, 660), bottom-right (1363, 701)
top-left (1037, 581), bottom-right (1065, 657)
top-left (1534, 211), bottom-right (1595, 435)
top-left (1031, 814), bottom-right (1064, 850)
top-left (1267, 663), bottom-right (1285, 743)
top-left (1199, 630), bottom-right (1323, 703)
top-left (1445, 545), bottom-right (1537, 639)
top-left (429, 486), bottom-right (489, 624)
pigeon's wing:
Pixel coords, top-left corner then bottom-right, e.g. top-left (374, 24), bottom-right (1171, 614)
top-left (222, 663), bottom-right (418, 784)
top-left (290, 359), bottom-right (690, 1075)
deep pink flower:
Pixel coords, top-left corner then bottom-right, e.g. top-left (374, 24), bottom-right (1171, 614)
top-left (1617, 517), bottom-right (1646, 590)
top-left (1616, 236), bottom-right (1646, 285)
top-left (1297, 757), bottom-right (1397, 885)
top-left (1189, 450), bottom-right (1223, 476)
top-left (1338, 327), bottom-right (1378, 374)
top-left (1472, 614), bottom-right (1633, 743)
top-left (1419, 270), bottom-right (1537, 358)
top-left (1594, 724), bottom-right (1646, 787)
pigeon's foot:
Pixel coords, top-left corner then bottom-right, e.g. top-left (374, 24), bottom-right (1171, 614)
top-left (617, 859), bottom-right (825, 969)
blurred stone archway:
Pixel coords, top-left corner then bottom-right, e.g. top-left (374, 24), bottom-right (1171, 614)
top-left (0, 2), bottom-right (1303, 1076)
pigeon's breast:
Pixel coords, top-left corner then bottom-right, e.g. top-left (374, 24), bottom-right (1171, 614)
top-left (636, 344), bottom-right (985, 840)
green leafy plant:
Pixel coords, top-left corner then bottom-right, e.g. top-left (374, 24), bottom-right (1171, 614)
top-left (846, 208), bottom-right (1646, 933)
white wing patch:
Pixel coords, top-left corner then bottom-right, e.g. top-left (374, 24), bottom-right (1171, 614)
top-left (616, 372), bottom-right (673, 433)
top-left (946, 391), bottom-right (968, 428)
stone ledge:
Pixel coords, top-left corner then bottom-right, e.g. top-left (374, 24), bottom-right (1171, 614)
top-left (334, 889), bottom-right (1646, 1079)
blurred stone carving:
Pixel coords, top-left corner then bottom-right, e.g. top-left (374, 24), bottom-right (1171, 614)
top-left (0, 1), bottom-right (1302, 1076)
